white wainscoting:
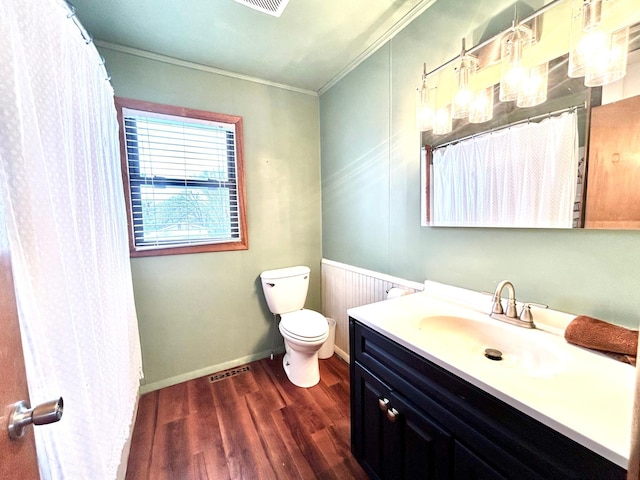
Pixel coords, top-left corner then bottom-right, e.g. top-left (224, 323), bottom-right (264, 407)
top-left (320, 259), bottom-right (424, 361)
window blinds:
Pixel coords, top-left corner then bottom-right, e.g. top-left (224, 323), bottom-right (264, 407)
top-left (122, 108), bottom-right (242, 249)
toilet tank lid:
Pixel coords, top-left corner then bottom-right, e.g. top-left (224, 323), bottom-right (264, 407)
top-left (260, 265), bottom-right (310, 280)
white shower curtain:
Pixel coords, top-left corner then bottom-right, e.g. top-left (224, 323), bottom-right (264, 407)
top-left (0, 1), bottom-right (142, 478)
top-left (431, 112), bottom-right (579, 228)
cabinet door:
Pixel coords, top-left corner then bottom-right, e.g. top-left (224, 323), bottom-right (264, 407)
top-left (352, 364), bottom-right (454, 480)
top-left (352, 364), bottom-right (393, 479)
top-left (389, 391), bottom-right (453, 480)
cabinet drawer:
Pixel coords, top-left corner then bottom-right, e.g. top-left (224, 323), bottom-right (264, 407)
top-left (454, 441), bottom-right (511, 480)
top-left (350, 318), bottom-right (626, 480)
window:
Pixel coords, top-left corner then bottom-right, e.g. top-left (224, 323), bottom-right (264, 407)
top-left (115, 98), bottom-right (248, 257)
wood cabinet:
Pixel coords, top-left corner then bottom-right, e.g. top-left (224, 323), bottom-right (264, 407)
top-left (350, 318), bottom-right (626, 480)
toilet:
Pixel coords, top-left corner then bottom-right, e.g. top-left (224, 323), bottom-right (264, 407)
top-left (260, 266), bottom-right (329, 388)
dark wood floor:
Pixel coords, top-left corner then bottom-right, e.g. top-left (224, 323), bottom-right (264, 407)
top-left (125, 354), bottom-right (369, 480)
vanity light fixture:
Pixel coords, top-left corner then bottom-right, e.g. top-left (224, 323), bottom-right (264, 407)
top-left (416, 0), bottom-right (634, 136)
top-left (499, 21), bottom-right (534, 102)
top-left (568, 0), bottom-right (630, 86)
top-left (416, 63), bottom-right (434, 131)
top-left (452, 39), bottom-right (479, 119)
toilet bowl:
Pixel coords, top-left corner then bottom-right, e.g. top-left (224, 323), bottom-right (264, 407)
top-left (260, 266), bottom-right (330, 388)
top-left (279, 309), bottom-right (329, 387)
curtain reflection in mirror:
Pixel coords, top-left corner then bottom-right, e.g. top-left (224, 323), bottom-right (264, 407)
top-left (429, 111), bottom-right (579, 228)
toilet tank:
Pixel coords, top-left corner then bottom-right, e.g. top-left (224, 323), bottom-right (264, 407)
top-left (260, 265), bottom-right (310, 314)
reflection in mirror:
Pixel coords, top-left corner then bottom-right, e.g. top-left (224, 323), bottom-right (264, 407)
top-left (425, 110), bottom-right (579, 228)
top-left (585, 94), bottom-right (640, 229)
top-left (421, 22), bottom-right (640, 230)
top-left (421, 53), bottom-right (592, 229)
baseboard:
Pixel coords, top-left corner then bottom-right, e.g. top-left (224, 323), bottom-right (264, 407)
top-left (334, 345), bottom-right (349, 364)
top-left (139, 348), bottom-right (283, 394)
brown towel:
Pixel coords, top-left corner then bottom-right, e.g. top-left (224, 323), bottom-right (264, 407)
top-left (564, 315), bottom-right (638, 366)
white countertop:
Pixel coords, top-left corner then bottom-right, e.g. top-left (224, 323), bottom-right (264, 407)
top-left (347, 283), bottom-right (634, 469)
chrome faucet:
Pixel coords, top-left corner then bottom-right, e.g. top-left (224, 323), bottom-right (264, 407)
top-left (490, 280), bottom-right (536, 329)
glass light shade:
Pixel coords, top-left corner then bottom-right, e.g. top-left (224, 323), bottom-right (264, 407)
top-left (585, 26), bottom-right (630, 86)
top-left (416, 82), bottom-right (434, 131)
top-left (469, 86), bottom-right (494, 124)
top-left (432, 105), bottom-right (453, 135)
top-left (517, 62), bottom-right (548, 108)
top-left (568, 0), bottom-right (605, 77)
top-left (452, 55), bottom-right (478, 119)
top-left (499, 24), bottom-right (533, 102)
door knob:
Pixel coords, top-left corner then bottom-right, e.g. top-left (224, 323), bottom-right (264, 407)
top-left (378, 397), bottom-right (390, 412)
top-left (8, 397), bottom-right (63, 440)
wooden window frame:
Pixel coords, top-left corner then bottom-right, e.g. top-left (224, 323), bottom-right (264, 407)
top-left (115, 97), bottom-right (248, 257)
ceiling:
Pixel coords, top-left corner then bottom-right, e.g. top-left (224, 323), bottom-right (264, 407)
top-left (70, 0), bottom-right (436, 93)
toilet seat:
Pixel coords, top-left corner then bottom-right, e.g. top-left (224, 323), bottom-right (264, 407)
top-left (280, 309), bottom-right (328, 342)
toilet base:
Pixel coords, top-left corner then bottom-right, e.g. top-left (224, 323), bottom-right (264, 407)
top-left (282, 345), bottom-right (321, 388)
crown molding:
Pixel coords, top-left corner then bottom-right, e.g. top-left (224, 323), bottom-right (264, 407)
top-left (95, 40), bottom-right (318, 97)
top-left (317, 0), bottom-right (438, 96)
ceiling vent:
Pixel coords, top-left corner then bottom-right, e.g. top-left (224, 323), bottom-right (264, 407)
top-left (233, 0), bottom-right (290, 17)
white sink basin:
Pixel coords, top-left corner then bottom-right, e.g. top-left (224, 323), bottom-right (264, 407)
top-left (417, 314), bottom-right (570, 377)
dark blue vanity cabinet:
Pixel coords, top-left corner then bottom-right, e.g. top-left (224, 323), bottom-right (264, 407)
top-left (349, 318), bottom-right (626, 480)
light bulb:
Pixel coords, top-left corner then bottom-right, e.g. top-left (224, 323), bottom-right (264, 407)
top-left (453, 86), bottom-right (474, 119)
top-left (517, 62), bottom-right (548, 108)
top-left (570, 29), bottom-right (609, 77)
top-left (433, 106), bottom-right (452, 135)
top-left (585, 26), bottom-right (629, 86)
top-left (469, 86), bottom-right (494, 124)
top-left (500, 63), bottom-right (527, 101)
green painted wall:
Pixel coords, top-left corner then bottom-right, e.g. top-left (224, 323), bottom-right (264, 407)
top-left (320, 1), bottom-right (640, 328)
top-left (101, 48), bottom-right (322, 389)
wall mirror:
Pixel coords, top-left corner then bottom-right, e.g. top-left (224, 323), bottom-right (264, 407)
top-left (420, 0), bottom-right (640, 230)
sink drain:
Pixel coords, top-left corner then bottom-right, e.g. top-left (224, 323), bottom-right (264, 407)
top-left (484, 348), bottom-right (503, 361)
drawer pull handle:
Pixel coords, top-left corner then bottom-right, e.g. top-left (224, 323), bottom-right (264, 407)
top-left (387, 407), bottom-right (399, 422)
top-left (378, 398), bottom-right (389, 412)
